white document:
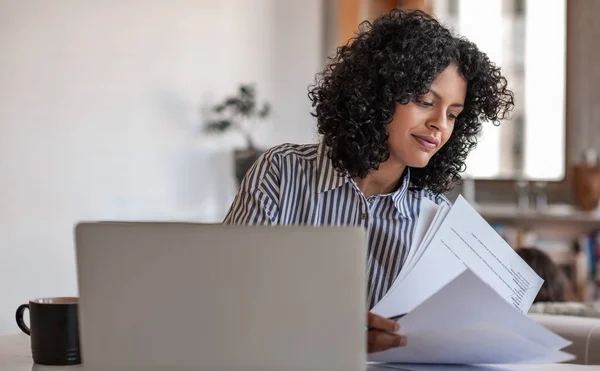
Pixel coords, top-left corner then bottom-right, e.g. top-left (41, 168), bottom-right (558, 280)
top-left (369, 365), bottom-right (502, 371)
top-left (516, 351), bottom-right (577, 365)
top-left (402, 197), bottom-right (440, 272)
top-left (368, 321), bottom-right (565, 365)
top-left (401, 200), bottom-right (449, 280)
top-left (368, 270), bottom-right (573, 365)
top-left (431, 195), bottom-right (543, 312)
top-left (368, 195), bottom-right (571, 367)
top-left (372, 199), bottom-right (448, 317)
top-left (392, 269), bottom-right (570, 350)
top-left (370, 219), bottom-right (465, 318)
top-left (371, 195), bottom-right (543, 318)
top-left (369, 363), bottom-right (578, 371)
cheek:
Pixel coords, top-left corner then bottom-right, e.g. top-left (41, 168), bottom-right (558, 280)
top-left (439, 127), bottom-right (454, 148)
top-left (388, 105), bottom-right (420, 135)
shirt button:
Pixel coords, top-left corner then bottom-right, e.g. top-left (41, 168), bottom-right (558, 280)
top-left (361, 212), bottom-right (368, 220)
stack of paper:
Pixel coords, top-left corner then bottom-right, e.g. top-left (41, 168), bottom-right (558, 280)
top-left (368, 195), bottom-right (574, 366)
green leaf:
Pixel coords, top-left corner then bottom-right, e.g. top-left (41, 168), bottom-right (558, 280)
top-left (239, 84), bottom-right (255, 98)
top-left (207, 83), bottom-right (270, 123)
top-left (205, 120), bottom-right (232, 132)
top-left (224, 97), bottom-right (242, 109)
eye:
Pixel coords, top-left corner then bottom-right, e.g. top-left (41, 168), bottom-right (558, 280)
top-left (417, 98), bottom-right (434, 107)
top-left (447, 113), bottom-right (458, 121)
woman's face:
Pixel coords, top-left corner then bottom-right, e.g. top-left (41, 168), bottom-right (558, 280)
top-left (386, 64), bottom-right (467, 168)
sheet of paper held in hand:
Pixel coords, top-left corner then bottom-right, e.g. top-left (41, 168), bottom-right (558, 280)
top-left (368, 362), bottom-right (581, 371)
top-left (368, 269), bottom-right (572, 365)
top-left (367, 195), bottom-right (571, 365)
top-left (372, 195), bottom-right (544, 318)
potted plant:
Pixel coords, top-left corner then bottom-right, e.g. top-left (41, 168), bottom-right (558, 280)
top-left (204, 83), bottom-right (271, 185)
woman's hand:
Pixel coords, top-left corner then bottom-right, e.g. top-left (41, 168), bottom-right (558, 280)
top-left (367, 312), bottom-right (407, 353)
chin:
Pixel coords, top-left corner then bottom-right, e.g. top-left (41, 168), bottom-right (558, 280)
top-left (405, 156), bottom-right (432, 168)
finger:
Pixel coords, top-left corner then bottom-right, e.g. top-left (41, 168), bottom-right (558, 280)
top-left (368, 334), bottom-right (407, 353)
top-left (368, 330), bottom-right (406, 350)
top-left (368, 312), bottom-right (400, 332)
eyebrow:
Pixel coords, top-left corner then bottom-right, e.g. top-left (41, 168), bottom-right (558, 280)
top-left (429, 88), bottom-right (464, 108)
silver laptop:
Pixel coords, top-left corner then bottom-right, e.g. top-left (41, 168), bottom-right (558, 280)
top-left (74, 222), bottom-right (367, 371)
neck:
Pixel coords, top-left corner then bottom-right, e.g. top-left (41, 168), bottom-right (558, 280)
top-left (353, 161), bottom-right (407, 199)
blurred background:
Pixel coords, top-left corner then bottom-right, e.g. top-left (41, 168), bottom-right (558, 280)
top-left (1, 0), bottom-right (600, 334)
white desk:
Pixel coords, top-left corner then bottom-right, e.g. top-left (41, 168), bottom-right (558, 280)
top-left (2, 333), bottom-right (598, 371)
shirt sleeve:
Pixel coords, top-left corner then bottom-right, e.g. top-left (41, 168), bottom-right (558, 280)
top-left (434, 192), bottom-right (451, 207)
top-left (222, 150), bottom-right (281, 225)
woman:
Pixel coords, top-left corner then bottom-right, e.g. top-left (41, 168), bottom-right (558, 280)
top-left (224, 9), bottom-right (514, 353)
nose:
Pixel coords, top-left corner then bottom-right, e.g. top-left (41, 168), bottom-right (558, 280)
top-left (426, 108), bottom-right (448, 132)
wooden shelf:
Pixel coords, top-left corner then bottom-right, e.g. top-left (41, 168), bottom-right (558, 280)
top-left (476, 203), bottom-right (600, 238)
top-left (477, 203), bottom-right (600, 223)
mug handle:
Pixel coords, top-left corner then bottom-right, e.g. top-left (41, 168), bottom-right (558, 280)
top-left (15, 304), bottom-right (31, 336)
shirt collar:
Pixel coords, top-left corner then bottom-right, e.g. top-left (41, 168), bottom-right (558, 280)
top-left (316, 141), bottom-right (350, 193)
top-left (391, 167), bottom-right (412, 215)
top-left (315, 141), bottom-right (412, 216)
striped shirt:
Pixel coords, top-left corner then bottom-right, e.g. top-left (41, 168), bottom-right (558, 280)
top-left (223, 142), bottom-right (450, 309)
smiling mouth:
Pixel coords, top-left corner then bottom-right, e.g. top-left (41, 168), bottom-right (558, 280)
top-left (412, 135), bottom-right (438, 151)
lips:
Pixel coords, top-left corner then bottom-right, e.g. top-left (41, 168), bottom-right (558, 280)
top-left (412, 135), bottom-right (440, 151)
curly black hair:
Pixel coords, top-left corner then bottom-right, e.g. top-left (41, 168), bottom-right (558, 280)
top-left (308, 9), bottom-right (514, 194)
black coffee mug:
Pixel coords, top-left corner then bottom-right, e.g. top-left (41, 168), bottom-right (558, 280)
top-left (15, 297), bottom-right (81, 365)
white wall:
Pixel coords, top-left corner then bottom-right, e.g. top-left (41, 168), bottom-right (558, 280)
top-left (0, 0), bottom-right (323, 334)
